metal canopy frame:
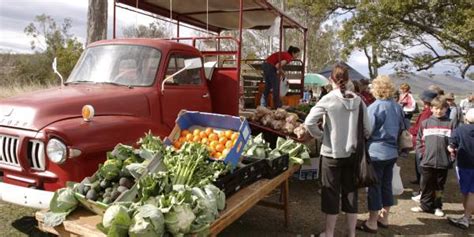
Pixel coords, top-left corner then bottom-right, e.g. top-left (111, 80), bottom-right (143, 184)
top-left (113, 0), bottom-right (308, 102)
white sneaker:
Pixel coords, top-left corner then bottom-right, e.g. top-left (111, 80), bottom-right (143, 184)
top-left (411, 194), bottom-right (421, 202)
top-left (434, 208), bottom-right (445, 217)
top-left (411, 206), bottom-right (423, 213)
top-left (447, 216), bottom-right (469, 229)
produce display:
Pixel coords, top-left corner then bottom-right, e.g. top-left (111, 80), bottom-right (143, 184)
top-left (44, 132), bottom-right (230, 237)
top-left (247, 106), bottom-right (307, 139)
top-left (243, 133), bottom-right (311, 166)
top-left (42, 116), bottom-right (309, 236)
top-left (171, 127), bottom-right (239, 160)
top-left (286, 103), bottom-right (315, 120)
top-left (75, 132), bottom-right (167, 206)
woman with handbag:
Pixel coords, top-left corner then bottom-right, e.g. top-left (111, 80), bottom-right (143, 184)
top-left (357, 75), bottom-right (406, 233)
top-left (304, 63), bottom-right (371, 237)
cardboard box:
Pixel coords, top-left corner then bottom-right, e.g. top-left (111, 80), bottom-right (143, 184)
top-left (165, 110), bottom-right (251, 167)
top-left (293, 157), bottom-right (319, 181)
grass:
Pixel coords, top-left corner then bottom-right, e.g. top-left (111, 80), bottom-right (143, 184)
top-left (0, 83), bottom-right (54, 99)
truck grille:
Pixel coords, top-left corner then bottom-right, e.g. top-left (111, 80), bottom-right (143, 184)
top-left (27, 140), bottom-right (46, 171)
top-left (0, 135), bottom-right (20, 167)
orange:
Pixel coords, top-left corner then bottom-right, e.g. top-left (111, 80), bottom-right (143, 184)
top-left (224, 130), bottom-right (233, 139)
top-left (231, 133), bottom-right (239, 141)
top-left (222, 148), bottom-right (230, 156)
top-left (208, 133), bottom-right (218, 141)
top-left (192, 136), bottom-right (201, 143)
top-left (218, 136), bottom-right (228, 145)
top-left (173, 141), bottom-right (182, 149)
top-left (192, 129), bottom-right (201, 136)
top-left (185, 133), bottom-right (193, 141)
top-left (215, 152), bottom-right (222, 158)
top-left (215, 144), bottom-right (224, 152)
top-left (209, 140), bottom-right (219, 149)
top-left (201, 137), bottom-right (209, 145)
top-left (178, 137), bottom-right (186, 143)
top-left (199, 131), bottom-right (207, 139)
top-left (181, 130), bottom-right (190, 137)
top-left (225, 140), bottom-right (233, 149)
top-left (205, 127), bottom-right (214, 136)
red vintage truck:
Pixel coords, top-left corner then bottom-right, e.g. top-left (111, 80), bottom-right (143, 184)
top-left (0, 0), bottom-right (306, 208)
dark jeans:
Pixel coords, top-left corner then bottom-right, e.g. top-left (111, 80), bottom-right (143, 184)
top-left (420, 167), bottom-right (448, 212)
top-left (367, 158), bottom-right (397, 211)
top-left (321, 156), bottom-right (358, 214)
top-left (262, 62), bottom-right (281, 108)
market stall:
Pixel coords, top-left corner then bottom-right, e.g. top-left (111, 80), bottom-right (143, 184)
top-left (36, 164), bottom-right (300, 237)
top-left (34, 110), bottom-right (311, 236)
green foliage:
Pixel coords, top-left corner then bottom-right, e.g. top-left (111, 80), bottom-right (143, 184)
top-left (287, 0), bottom-right (347, 72)
top-left (288, 0), bottom-right (473, 78)
top-left (14, 14), bottom-right (83, 85)
top-left (122, 22), bottom-right (170, 38)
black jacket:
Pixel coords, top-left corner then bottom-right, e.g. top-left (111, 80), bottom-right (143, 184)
top-left (416, 116), bottom-right (456, 169)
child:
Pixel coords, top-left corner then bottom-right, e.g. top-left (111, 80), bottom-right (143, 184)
top-left (411, 97), bottom-right (455, 217)
top-left (447, 108), bottom-right (474, 229)
top-left (409, 90), bottom-right (436, 189)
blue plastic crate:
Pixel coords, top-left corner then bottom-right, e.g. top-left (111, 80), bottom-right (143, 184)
top-left (165, 110), bottom-right (251, 167)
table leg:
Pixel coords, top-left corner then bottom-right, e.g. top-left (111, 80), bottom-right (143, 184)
top-left (282, 179), bottom-right (289, 227)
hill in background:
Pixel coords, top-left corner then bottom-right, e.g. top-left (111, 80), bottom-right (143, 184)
top-left (389, 72), bottom-right (473, 97)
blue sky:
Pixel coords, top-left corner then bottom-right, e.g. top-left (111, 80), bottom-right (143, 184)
top-left (0, 0), bottom-right (469, 78)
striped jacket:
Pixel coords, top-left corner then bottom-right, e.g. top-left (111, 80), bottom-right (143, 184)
top-left (416, 116), bottom-right (456, 169)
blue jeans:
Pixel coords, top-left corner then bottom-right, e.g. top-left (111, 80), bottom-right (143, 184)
top-left (262, 62), bottom-right (281, 108)
top-left (367, 158), bottom-right (397, 211)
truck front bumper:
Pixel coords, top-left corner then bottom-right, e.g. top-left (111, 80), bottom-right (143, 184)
top-left (0, 182), bottom-right (53, 209)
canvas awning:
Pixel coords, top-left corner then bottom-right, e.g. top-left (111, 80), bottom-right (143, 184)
top-left (117, 0), bottom-right (307, 33)
top-left (318, 62), bottom-right (368, 81)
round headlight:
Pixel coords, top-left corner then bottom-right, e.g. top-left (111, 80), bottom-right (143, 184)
top-left (46, 138), bottom-right (67, 164)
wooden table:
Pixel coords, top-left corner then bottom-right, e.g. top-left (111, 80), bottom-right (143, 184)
top-left (36, 165), bottom-right (300, 237)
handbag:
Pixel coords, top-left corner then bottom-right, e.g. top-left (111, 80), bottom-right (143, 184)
top-left (398, 111), bottom-right (413, 150)
top-left (355, 102), bottom-right (378, 188)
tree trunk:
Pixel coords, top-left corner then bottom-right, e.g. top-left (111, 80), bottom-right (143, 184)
top-left (86, 0), bottom-right (107, 46)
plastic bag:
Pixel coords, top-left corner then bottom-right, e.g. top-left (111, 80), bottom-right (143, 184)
top-left (392, 164), bottom-right (404, 195)
top-left (279, 77), bottom-right (289, 97)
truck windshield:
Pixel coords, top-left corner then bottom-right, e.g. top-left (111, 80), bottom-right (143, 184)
top-left (67, 45), bottom-right (161, 86)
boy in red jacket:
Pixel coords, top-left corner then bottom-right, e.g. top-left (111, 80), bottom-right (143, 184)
top-left (409, 90), bottom-right (437, 186)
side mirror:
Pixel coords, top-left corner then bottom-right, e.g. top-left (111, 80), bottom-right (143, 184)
top-left (52, 57), bottom-right (64, 87)
top-left (161, 58), bottom-right (203, 94)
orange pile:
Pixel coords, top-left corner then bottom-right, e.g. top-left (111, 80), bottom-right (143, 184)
top-left (173, 127), bottom-right (239, 159)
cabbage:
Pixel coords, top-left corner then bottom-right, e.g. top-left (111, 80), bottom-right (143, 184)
top-left (129, 204), bottom-right (165, 237)
top-left (102, 204), bottom-right (132, 237)
top-left (204, 184), bottom-right (225, 211)
top-left (43, 188), bottom-right (78, 227)
top-left (100, 159), bottom-right (122, 180)
top-left (164, 204), bottom-right (195, 235)
top-left (49, 188), bottom-right (78, 213)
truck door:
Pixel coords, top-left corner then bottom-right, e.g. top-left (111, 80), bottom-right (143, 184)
top-left (160, 53), bottom-right (212, 129)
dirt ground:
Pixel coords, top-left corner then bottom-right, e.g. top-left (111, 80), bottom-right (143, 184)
top-left (1, 154), bottom-right (473, 236)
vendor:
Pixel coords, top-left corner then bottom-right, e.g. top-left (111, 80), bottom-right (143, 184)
top-left (261, 46), bottom-right (300, 108)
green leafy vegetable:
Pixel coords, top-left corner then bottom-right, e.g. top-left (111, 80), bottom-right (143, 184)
top-left (43, 188), bottom-right (78, 227)
top-left (128, 204), bottom-right (165, 237)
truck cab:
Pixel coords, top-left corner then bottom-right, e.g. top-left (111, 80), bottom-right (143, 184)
top-left (0, 39), bottom-right (218, 208)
